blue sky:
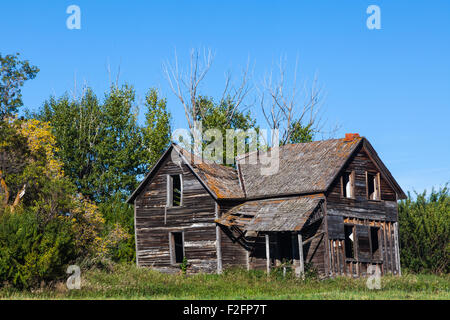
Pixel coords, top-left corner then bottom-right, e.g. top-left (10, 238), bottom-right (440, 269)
top-left (1, 0), bottom-right (449, 194)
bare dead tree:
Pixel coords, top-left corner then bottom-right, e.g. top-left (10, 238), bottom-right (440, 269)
top-left (163, 48), bottom-right (252, 132)
top-left (258, 56), bottom-right (339, 146)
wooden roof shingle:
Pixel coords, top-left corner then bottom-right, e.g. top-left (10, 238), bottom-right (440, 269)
top-left (236, 137), bottom-right (362, 198)
top-left (174, 144), bottom-right (245, 199)
top-left (127, 136), bottom-right (406, 203)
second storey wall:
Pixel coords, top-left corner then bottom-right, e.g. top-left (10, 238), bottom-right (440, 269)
top-left (325, 145), bottom-right (400, 276)
top-left (135, 156), bottom-right (218, 273)
top-left (326, 146), bottom-right (398, 222)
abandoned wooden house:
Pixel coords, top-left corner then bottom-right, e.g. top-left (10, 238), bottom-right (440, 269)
top-left (127, 133), bottom-right (406, 278)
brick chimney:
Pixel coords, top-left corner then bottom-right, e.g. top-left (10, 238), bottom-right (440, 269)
top-left (344, 133), bottom-right (360, 141)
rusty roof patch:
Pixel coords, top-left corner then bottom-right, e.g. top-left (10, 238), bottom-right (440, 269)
top-left (174, 145), bottom-right (245, 199)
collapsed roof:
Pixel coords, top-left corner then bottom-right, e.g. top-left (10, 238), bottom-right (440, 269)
top-left (215, 194), bottom-right (324, 232)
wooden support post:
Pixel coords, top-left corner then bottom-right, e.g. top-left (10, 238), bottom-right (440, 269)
top-left (265, 234), bottom-right (271, 275)
top-left (388, 222), bottom-right (394, 273)
top-left (215, 203), bottom-right (223, 274)
top-left (246, 249), bottom-right (250, 271)
top-left (383, 221), bottom-right (388, 273)
top-left (298, 233), bottom-right (304, 278)
top-left (341, 240), bottom-right (346, 275)
top-left (334, 240), bottom-right (341, 275)
top-left (329, 240), bottom-right (334, 276)
top-left (291, 234), bottom-right (297, 264)
top-left (134, 198), bottom-right (139, 267)
top-left (394, 222), bottom-right (401, 276)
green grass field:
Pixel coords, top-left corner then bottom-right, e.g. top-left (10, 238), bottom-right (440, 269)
top-left (0, 264), bottom-right (448, 300)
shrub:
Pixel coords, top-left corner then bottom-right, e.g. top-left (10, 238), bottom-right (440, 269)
top-left (304, 261), bottom-right (319, 279)
top-left (0, 208), bottom-right (77, 288)
top-left (398, 185), bottom-right (449, 274)
top-left (98, 195), bottom-right (135, 263)
top-left (179, 256), bottom-right (189, 275)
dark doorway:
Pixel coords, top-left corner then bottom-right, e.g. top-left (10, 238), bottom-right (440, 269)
top-left (171, 232), bottom-right (184, 263)
top-left (277, 232), bottom-right (294, 262)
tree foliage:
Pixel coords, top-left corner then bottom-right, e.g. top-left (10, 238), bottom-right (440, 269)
top-left (34, 85), bottom-right (172, 263)
top-left (0, 118), bottom-right (69, 212)
top-left (398, 185), bottom-right (449, 274)
top-left (35, 85), bottom-right (165, 203)
top-left (0, 208), bottom-right (77, 289)
top-left (36, 89), bottom-right (103, 200)
top-left (142, 88), bottom-right (172, 167)
top-left (0, 117), bottom-right (128, 287)
top-left (193, 95), bottom-right (258, 165)
top-left (287, 120), bottom-right (314, 144)
top-left (0, 53), bottom-right (39, 120)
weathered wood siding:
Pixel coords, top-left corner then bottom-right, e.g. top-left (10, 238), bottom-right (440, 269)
top-left (217, 201), bottom-right (248, 269)
top-left (325, 145), bottom-right (400, 276)
top-left (248, 235), bottom-right (268, 270)
top-left (135, 155), bottom-right (218, 273)
top-left (302, 219), bottom-right (327, 276)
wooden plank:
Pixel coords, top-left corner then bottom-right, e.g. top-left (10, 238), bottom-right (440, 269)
top-left (246, 249), bottom-right (250, 271)
top-left (298, 233), bottom-right (304, 278)
top-left (302, 231), bottom-right (325, 245)
top-left (215, 202), bottom-right (223, 274)
top-left (134, 198), bottom-right (139, 267)
top-left (322, 202), bottom-right (331, 277)
top-left (341, 240), bottom-right (346, 275)
top-left (331, 240), bottom-right (337, 275)
top-left (388, 222), bottom-right (394, 273)
top-left (327, 215), bottom-right (345, 239)
top-left (265, 234), bottom-right (270, 274)
top-left (394, 222), bottom-right (401, 276)
top-left (135, 159), bottom-right (219, 273)
top-left (334, 240), bottom-right (341, 274)
top-left (383, 221), bottom-right (388, 273)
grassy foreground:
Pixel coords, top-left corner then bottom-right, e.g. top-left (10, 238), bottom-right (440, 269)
top-left (0, 264), bottom-right (448, 300)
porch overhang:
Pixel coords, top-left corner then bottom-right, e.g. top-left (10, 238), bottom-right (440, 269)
top-left (215, 195), bottom-right (324, 232)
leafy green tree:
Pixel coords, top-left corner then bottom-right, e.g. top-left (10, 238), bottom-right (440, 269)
top-left (194, 95), bottom-right (258, 165)
top-left (36, 89), bottom-right (103, 200)
top-left (142, 88), bottom-right (172, 168)
top-left (0, 118), bottom-right (73, 212)
top-left (95, 84), bottom-right (147, 203)
top-left (287, 121), bottom-right (313, 144)
top-left (0, 207), bottom-right (77, 289)
top-left (0, 117), bottom-right (123, 287)
top-left (98, 194), bottom-right (135, 263)
top-left (398, 185), bottom-right (449, 274)
top-left (35, 85), bottom-right (173, 263)
top-left (0, 53), bottom-right (39, 119)
top-left (36, 85), bottom-right (149, 203)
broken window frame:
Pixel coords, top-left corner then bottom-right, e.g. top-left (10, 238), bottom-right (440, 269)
top-left (167, 174), bottom-right (183, 207)
top-left (369, 226), bottom-right (381, 261)
top-left (341, 171), bottom-right (355, 199)
top-left (344, 224), bottom-right (355, 259)
top-left (366, 171), bottom-right (381, 201)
